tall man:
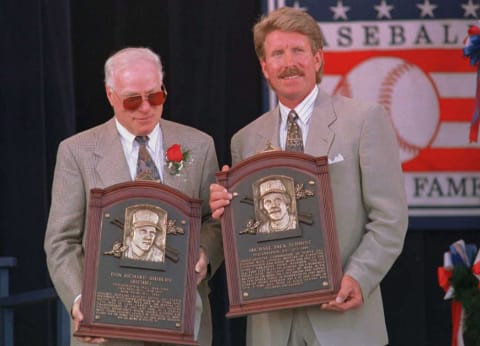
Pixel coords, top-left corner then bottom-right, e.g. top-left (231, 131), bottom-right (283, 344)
top-left (209, 7), bottom-right (408, 346)
top-left (45, 47), bottom-right (222, 346)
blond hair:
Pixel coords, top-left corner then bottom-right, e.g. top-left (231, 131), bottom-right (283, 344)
top-left (253, 7), bottom-right (324, 83)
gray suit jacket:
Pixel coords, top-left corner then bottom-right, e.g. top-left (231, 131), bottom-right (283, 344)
top-left (232, 88), bottom-right (408, 346)
top-left (44, 117), bottom-right (222, 346)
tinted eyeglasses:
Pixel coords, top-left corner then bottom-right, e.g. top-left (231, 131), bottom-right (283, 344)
top-left (113, 85), bottom-right (167, 111)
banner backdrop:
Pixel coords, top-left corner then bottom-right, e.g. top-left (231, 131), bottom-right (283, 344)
top-left (263, 0), bottom-right (480, 219)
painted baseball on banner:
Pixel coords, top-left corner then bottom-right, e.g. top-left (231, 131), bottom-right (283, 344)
top-left (264, 1), bottom-right (480, 216)
top-left (333, 57), bottom-right (440, 163)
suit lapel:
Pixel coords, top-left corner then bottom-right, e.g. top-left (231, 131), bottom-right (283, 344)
top-left (160, 120), bottom-right (190, 194)
top-left (255, 91), bottom-right (336, 156)
top-left (94, 118), bottom-right (131, 187)
top-left (305, 89), bottom-right (336, 156)
top-left (255, 107), bottom-right (282, 152)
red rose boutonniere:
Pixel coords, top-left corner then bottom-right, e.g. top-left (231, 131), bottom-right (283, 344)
top-left (165, 144), bottom-right (190, 175)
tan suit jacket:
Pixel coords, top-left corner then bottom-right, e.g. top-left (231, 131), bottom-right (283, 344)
top-left (231, 88), bottom-right (408, 346)
top-left (44, 118), bottom-right (223, 346)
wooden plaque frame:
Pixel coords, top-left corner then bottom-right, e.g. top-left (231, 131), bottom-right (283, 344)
top-left (75, 181), bottom-right (200, 345)
top-left (216, 151), bottom-right (342, 318)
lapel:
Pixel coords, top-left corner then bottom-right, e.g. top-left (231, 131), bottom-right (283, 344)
top-left (304, 88), bottom-right (336, 156)
top-left (160, 119), bottom-right (190, 194)
top-left (254, 106), bottom-right (282, 152)
top-left (94, 118), bottom-right (131, 187)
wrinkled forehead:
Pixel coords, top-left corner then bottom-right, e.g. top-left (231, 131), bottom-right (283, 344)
top-left (115, 60), bottom-right (161, 85)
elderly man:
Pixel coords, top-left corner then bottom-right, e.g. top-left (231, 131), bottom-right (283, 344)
top-left (45, 47), bottom-right (222, 346)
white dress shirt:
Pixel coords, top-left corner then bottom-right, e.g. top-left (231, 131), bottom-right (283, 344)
top-left (115, 119), bottom-right (164, 182)
top-left (278, 85), bottom-right (318, 150)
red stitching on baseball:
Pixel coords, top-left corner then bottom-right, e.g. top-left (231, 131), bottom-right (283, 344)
top-left (334, 76), bottom-right (352, 97)
top-left (379, 62), bottom-right (422, 155)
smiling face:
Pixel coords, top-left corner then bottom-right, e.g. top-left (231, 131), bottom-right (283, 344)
top-left (106, 59), bottom-right (163, 136)
top-left (262, 192), bottom-right (290, 222)
top-left (260, 30), bottom-right (323, 109)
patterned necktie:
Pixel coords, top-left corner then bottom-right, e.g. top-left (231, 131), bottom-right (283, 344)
top-left (285, 110), bottom-right (304, 152)
top-left (135, 136), bottom-right (161, 181)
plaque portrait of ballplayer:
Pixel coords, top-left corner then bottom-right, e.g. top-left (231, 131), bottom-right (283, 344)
top-left (252, 175), bottom-right (301, 241)
top-left (122, 205), bottom-right (167, 264)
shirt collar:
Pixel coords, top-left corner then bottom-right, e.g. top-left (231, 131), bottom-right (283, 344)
top-left (114, 118), bottom-right (160, 153)
top-left (279, 85), bottom-right (318, 126)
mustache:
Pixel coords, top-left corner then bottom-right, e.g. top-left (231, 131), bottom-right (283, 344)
top-left (278, 66), bottom-right (304, 79)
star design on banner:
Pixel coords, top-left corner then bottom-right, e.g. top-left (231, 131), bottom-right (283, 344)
top-left (462, 0), bottom-right (480, 18)
top-left (417, 0), bottom-right (437, 18)
top-left (291, 0), bottom-right (307, 11)
top-left (374, 0), bottom-right (394, 19)
top-left (330, 0), bottom-right (351, 20)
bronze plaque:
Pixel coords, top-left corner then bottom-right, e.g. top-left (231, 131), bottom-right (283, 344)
top-left (216, 151), bottom-right (342, 317)
top-left (75, 181), bottom-right (200, 345)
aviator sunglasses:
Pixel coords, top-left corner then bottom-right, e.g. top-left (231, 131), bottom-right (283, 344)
top-left (113, 85), bottom-right (167, 111)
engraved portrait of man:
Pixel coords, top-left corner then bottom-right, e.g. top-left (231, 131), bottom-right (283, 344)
top-left (254, 176), bottom-right (298, 234)
top-left (123, 206), bottom-right (166, 262)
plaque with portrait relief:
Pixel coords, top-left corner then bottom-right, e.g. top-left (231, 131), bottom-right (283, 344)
top-left (216, 151), bottom-right (342, 317)
top-left (74, 181), bottom-right (200, 345)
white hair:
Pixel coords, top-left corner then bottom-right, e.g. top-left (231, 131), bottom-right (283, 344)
top-left (104, 47), bottom-right (164, 89)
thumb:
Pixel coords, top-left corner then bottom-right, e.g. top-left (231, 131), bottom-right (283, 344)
top-left (335, 276), bottom-right (354, 303)
top-left (71, 300), bottom-right (84, 332)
